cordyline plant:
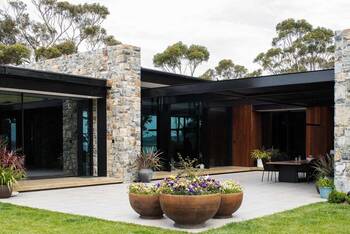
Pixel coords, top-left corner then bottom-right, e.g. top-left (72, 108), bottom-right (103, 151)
top-left (313, 154), bottom-right (334, 179)
top-left (0, 138), bottom-right (26, 183)
top-left (134, 148), bottom-right (163, 170)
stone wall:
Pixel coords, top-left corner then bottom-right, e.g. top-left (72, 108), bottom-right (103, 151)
top-left (334, 29), bottom-right (350, 193)
top-left (22, 44), bottom-right (141, 181)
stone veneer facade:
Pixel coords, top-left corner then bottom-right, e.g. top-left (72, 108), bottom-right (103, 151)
top-left (22, 45), bottom-right (141, 181)
top-left (334, 29), bottom-right (350, 193)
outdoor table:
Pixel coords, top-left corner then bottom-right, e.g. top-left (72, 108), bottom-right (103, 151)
top-left (266, 160), bottom-right (309, 183)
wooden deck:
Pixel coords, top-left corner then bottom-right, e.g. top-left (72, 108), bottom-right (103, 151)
top-left (17, 166), bottom-right (260, 192)
top-left (16, 176), bottom-right (123, 192)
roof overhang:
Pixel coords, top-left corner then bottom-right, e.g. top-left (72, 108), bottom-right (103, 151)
top-left (142, 69), bottom-right (335, 107)
top-left (0, 65), bottom-right (107, 98)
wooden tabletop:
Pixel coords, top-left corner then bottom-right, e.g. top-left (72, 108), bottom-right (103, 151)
top-left (266, 160), bottom-right (309, 166)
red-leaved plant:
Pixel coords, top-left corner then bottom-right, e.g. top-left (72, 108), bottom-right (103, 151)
top-left (0, 138), bottom-right (25, 179)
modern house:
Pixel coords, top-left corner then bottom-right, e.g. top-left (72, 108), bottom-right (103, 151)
top-left (0, 30), bottom-right (349, 192)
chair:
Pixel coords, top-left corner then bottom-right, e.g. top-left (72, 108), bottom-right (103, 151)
top-left (261, 159), bottom-right (279, 182)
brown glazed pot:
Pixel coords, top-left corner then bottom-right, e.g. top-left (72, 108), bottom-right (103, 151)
top-left (160, 193), bottom-right (221, 227)
top-left (214, 192), bottom-right (243, 219)
top-left (0, 185), bottom-right (12, 199)
top-left (129, 193), bottom-right (163, 219)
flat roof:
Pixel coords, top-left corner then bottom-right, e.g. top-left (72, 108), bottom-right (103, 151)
top-left (141, 67), bottom-right (208, 85)
top-left (142, 69), bottom-right (334, 107)
top-left (0, 65), bottom-right (107, 98)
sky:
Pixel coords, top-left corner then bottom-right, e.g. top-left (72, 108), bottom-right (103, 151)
top-left (2, 0), bottom-right (350, 76)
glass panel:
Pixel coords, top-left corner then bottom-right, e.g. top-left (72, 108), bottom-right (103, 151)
top-left (142, 115), bottom-right (157, 150)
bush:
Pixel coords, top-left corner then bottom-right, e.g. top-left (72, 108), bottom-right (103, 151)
top-left (220, 180), bottom-right (243, 194)
top-left (328, 190), bottom-right (347, 204)
top-left (316, 177), bottom-right (333, 188)
top-left (128, 183), bottom-right (158, 195)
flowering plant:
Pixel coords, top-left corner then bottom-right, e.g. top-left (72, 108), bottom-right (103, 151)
top-left (128, 183), bottom-right (159, 195)
top-left (220, 180), bottom-right (243, 194)
top-left (157, 175), bottom-right (221, 195)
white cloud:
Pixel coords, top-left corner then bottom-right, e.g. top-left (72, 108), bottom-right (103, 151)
top-left (3, 0), bottom-right (350, 76)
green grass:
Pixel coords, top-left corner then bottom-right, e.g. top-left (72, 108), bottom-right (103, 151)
top-left (0, 202), bottom-right (349, 234)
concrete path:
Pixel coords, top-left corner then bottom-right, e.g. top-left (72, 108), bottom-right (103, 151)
top-left (0, 172), bottom-right (324, 232)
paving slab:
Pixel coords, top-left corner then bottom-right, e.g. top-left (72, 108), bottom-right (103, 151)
top-left (0, 172), bottom-right (324, 232)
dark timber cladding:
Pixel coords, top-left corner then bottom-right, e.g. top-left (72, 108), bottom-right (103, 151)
top-left (0, 65), bottom-right (107, 98)
top-left (142, 69), bottom-right (334, 107)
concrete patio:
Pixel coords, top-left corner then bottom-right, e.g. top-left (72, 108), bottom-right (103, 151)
top-left (0, 172), bottom-right (324, 232)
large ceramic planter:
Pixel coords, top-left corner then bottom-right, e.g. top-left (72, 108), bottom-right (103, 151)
top-left (138, 169), bottom-right (154, 183)
top-left (0, 185), bottom-right (12, 199)
top-left (257, 159), bottom-right (263, 168)
top-left (214, 192), bottom-right (243, 218)
top-left (160, 193), bottom-right (221, 227)
top-left (319, 187), bottom-right (332, 199)
top-left (129, 193), bottom-right (163, 219)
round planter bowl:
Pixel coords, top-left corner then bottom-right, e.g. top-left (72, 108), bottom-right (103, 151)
top-left (214, 192), bottom-right (243, 219)
top-left (160, 193), bottom-right (221, 227)
top-left (129, 193), bottom-right (163, 219)
top-left (138, 169), bottom-right (154, 183)
top-left (0, 185), bottom-right (12, 199)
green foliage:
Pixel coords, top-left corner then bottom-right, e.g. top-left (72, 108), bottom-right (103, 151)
top-left (254, 18), bottom-right (334, 74)
top-left (35, 41), bottom-right (76, 60)
top-left (215, 59), bottom-right (248, 79)
top-left (201, 59), bottom-right (261, 80)
top-left (153, 41), bottom-right (209, 76)
top-left (103, 35), bottom-right (121, 46)
top-left (0, 43), bottom-right (30, 64)
top-left (220, 180), bottom-right (243, 194)
top-left (250, 149), bottom-right (272, 160)
top-left (128, 183), bottom-right (159, 195)
top-left (0, 166), bottom-right (19, 188)
top-left (328, 190), bottom-right (347, 204)
top-left (0, 0), bottom-right (118, 64)
top-left (316, 177), bottom-right (334, 188)
top-left (172, 154), bottom-right (200, 178)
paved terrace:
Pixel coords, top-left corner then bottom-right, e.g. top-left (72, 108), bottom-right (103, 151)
top-left (0, 172), bottom-right (324, 233)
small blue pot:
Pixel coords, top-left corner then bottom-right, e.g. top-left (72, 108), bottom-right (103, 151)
top-left (319, 187), bottom-right (332, 199)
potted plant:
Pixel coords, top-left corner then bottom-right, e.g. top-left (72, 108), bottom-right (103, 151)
top-left (251, 149), bottom-right (272, 168)
top-left (313, 154), bottom-right (334, 193)
top-left (158, 175), bottom-right (221, 227)
top-left (214, 180), bottom-right (243, 219)
top-left (0, 166), bottom-right (24, 198)
top-left (0, 139), bottom-right (25, 197)
top-left (134, 148), bottom-right (162, 182)
top-left (128, 183), bottom-right (163, 219)
top-left (317, 177), bottom-right (334, 199)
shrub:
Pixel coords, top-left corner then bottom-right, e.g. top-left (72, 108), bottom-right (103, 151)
top-left (129, 183), bottom-right (158, 195)
top-left (0, 166), bottom-right (22, 188)
top-left (0, 138), bottom-right (25, 180)
top-left (251, 149), bottom-right (272, 160)
top-left (220, 180), bottom-right (243, 194)
top-left (328, 190), bottom-right (347, 204)
top-left (316, 177), bottom-right (333, 188)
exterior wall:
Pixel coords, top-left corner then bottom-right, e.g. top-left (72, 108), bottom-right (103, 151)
top-left (334, 29), bottom-right (350, 192)
top-left (62, 100), bottom-right (78, 175)
top-left (22, 45), bottom-right (141, 181)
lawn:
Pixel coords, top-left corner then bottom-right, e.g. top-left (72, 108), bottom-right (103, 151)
top-left (0, 202), bottom-right (349, 234)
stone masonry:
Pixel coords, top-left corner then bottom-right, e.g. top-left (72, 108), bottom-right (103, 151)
top-left (334, 29), bottom-right (350, 193)
top-left (22, 45), bottom-right (141, 181)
